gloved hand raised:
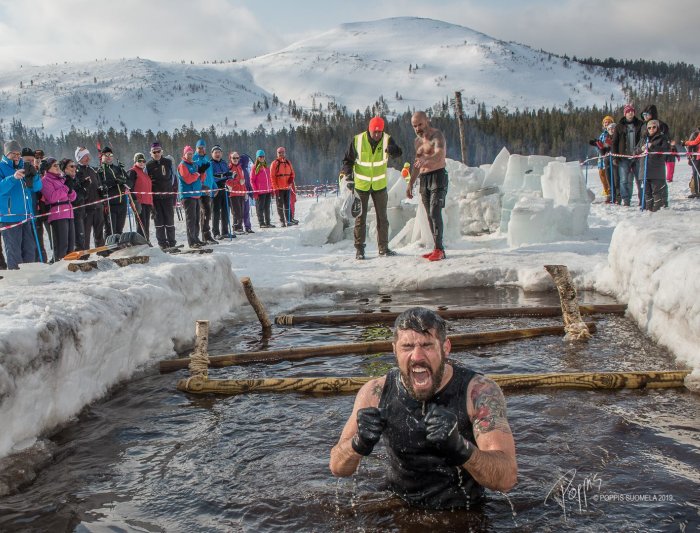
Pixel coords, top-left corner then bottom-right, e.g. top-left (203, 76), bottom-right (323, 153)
top-left (351, 407), bottom-right (386, 456)
top-left (588, 139), bottom-right (598, 147)
top-left (424, 403), bottom-right (475, 466)
top-left (198, 162), bottom-right (210, 173)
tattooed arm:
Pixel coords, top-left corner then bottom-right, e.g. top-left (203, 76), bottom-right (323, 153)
top-left (462, 374), bottom-right (518, 492)
top-left (329, 377), bottom-right (386, 477)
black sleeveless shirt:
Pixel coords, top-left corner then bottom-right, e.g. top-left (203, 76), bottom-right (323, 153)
top-left (378, 363), bottom-right (485, 509)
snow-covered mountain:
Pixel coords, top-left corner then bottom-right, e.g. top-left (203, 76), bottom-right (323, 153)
top-left (0, 17), bottom-right (627, 137)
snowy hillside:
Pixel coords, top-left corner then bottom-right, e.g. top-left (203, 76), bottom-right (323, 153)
top-left (0, 17), bottom-right (627, 137)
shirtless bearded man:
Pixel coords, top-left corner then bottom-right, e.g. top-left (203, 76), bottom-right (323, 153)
top-left (406, 111), bottom-right (448, 261)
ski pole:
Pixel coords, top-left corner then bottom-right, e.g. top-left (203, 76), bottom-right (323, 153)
top-left (640, 141), bottom-right (649, 211)
top-left (126, 190), bottom-right (133, 232)
top-left (223, 186), bottom-right (232, 239)
top-left (21, 180), bottom-right (44, 263)
top-left (608, 154), bottom-right (615, 204)
top-left (126, 189), bottom-right (149, 244)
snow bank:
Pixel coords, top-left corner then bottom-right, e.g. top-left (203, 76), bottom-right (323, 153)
top-left (595, 215), bottom-right (700, 372)
top-left (0, 251), bottom-right (243, 459)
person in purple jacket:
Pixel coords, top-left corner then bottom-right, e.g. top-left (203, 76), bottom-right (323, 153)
top-left (41, 157), bottom-right (77, 261)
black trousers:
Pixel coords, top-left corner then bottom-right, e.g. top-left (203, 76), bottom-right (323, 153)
top-left (256, 194), bottom-right (272, 226)
top-left (106, 202), bottom-right (127, 236)
top-left (644, 179), bottom-right (667, 212)
top-left (212, 189), bottom-right (229, 236)
top-left (229, 195), bottom-right (244, 231)
top-left (84, 207), bottom-right (105, 248)
top-left (354, 188), bottom-right (389, 252)
top-left (136, 204), bottom-right (152, 241)
top-left (153, 197), bottom-right (176, 247)
top-left (420, 168), bottom-right (449, 251)
top-left (183, 197), bottom-right (201, 246)
top-left (51, 218), bottom-right (75, 262)
top-left (73, 207), bottom-right (86, 250)
top-left (200, 195), bottom-right (213, 241)
top-left (275, 189), bottom-right (291, 224)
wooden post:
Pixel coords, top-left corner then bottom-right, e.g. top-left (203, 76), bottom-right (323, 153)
top-left (188, 320), bottom-right (210, 378)
top-left (274, 304), bottom-right (626, 326)
top-left (176, 370), bottom-right (692, 395)
top-left (454, 91), bottom-right (468, 165)
top-left (240, 277), bottom-right (272, 335)
top-left (544, 265), bottom-right (591, 341)
top-left (160, 322), bottom-right (597, 373)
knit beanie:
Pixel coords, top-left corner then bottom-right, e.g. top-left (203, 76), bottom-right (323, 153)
top-left (75, 147), bottom-right (90, 162)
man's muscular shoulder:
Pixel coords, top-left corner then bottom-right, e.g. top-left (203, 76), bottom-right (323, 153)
top-left (356, 376), bottom-right (387, 408)
top-left (466, 374), bottom-right (512, 437)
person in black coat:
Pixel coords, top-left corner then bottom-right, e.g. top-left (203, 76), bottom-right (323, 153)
top-left (146, 142), bottom-right (178, 249)
top-left (611, 104), bottom-right (644, 206)
top-left (97, 146), bottom-right (133, 236)
top-left (75, 147), bottom-right (105, 248)
top-left (635, 120), bottom-right (673, 212)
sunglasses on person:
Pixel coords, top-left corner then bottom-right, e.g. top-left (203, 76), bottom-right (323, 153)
top-left (151, 149), bottom-right (162, 154)
top-left (67, 164), bottom-right (77, 168)
top-left (231, 157), bottom-right (240, 161)
top-left (648, 126), bottom-right (658, 130)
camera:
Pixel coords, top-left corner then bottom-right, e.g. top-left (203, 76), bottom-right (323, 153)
top-left (23, 163), bottom-right (37, 188)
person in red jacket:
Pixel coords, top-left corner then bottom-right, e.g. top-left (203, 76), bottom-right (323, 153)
top-left (128, 153), bottom-right (153, 240)
top-left (227, 151), bottom-right (247, 233)
top-left (270, 146), bottom-right (298, 226)
top-left (681, 128), bottom-right (700, 198)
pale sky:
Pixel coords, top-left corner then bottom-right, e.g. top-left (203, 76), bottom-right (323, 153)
top-left (0, 0), bottom-right (696, 67)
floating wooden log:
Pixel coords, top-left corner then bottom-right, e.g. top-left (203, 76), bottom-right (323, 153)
top-left (67, 255), bottom-right (150, 272)
top-left (274, 304), bottom-right (625, 326)
top-left (545, 264), bottom-right (591, 341)
top-left (159, 322), bottom-right (597, 373)
top-left (240, 277), bottom-right (272, 335)
top-left (177, 370), bottom-right (692, 395)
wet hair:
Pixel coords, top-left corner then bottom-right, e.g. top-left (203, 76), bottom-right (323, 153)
top-left (393, 307), bottom-right (447, 343)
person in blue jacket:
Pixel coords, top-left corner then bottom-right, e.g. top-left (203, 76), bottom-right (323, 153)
top-left (0, 140), bottom-right (43, 269)
top-left (193, 139), bottom-right (216, 244)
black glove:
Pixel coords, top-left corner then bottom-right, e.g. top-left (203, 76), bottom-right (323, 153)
top-left (65, 178), bottom-right (74, 194)
top-left (197, 162), bottom-right (210, 173)
top-left (97, 185), bottom-right (108, 198)
top-left (224, 171), bottom-right (233, 178)
top-left (351, 407), bottom-right (386, 456)
top-left (588, 139), bottom-right (598, 147)
top-left (346, 180), bottom-right (355, 191)
top-left (424, 404), bottom-right (474, 466)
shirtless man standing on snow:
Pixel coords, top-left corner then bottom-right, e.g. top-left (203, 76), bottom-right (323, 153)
top-left (406, 111), bottom-right (449, 261)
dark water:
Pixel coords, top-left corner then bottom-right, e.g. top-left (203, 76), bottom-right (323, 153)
top-left (0, 288), bottom-right (698, 532)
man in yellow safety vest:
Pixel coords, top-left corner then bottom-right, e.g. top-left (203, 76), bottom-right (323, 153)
top-left (339, 116), bottom-right (402, 260)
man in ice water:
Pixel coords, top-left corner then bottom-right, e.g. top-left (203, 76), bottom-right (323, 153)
top-left (330, 307), bottom-right (517, 509)
top-left (406, 111), bottom-right (449, 262)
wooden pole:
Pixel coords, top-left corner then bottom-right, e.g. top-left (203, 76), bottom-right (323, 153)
top-left (240, 277), bottom-right (272, 335)
top-left (188, 320), bottom-right (210, 378)
top-left (544, 265), bottom-right (591, 341)
top-left (274, 304), bottom-right (625, 326)
top-left (176, 370), bottom-right (691, 395)
top-left (160, 322), bottom-right (597, 373)
top-left (454, 91), bottom-right (468, 165)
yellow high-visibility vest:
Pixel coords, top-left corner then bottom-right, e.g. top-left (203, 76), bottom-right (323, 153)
top-left (352, 132), bottom-right (389, 191)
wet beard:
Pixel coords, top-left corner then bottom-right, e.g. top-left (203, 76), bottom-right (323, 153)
top-left (400, 357), bottom-right (446, 401)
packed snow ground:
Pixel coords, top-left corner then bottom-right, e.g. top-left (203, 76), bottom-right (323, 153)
top-left (0, 158), bottom-right (699, 461)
